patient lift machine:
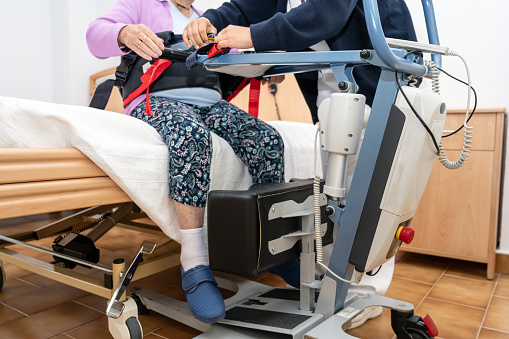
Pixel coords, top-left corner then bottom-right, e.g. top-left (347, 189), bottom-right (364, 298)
top-left (115, 0), bottom-right (469, 337)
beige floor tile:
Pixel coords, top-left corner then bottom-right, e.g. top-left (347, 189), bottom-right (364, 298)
top-left (478, 328), bottom-right (509, 339)
top-left (153, 320), bottom-right (202, 338)
top-left (483, 296), bottom-right (509, 333)
top-left (64, 316), bottom-right (112, 339)
top-left (3, 283), bottom-right (88, 315)
top-left (0, 277), bottom-right (41, 302)
top-left (393, 254), bottom-right (449, 284)
top-left (95, 234), bottom-right (153, 253)
top-left (94, 227), bottom-right (164, 251)
top-left (98, 246), bottom-right (141, 266)
top-left (67, 312), bottom-right (173, 339)
top-left (146, 265), bottom-right (183, 288)
top-left (2, 262), bottom-right (32, 279)
top-left (415, 298), bottom-right (485, 339)
top-left (494, 274), bottom-right (509, 298)
top-left (0, 301), bottom-right (102, 339)
top-left (445, 260), bottom-right (489, 281)
top-left (162, 286), bottom-right (187, 302)
top-left (0, 303), bottom-right (26, 325)
top-left (143, 334), bottom-right (168, 339)
top-left (428, 275), bottom-right (496, 309)
top-left (17, 273), bottom-right (63, 288)
top-left (128, 277), bottom-right (173, 295)
top-left (138, 311), bottom-right (174, 334)
top-left (385, 276), bottom-right (433, 307)
top-left (74, 294), bottom-right (108, 313)
top-left (346, 308), bottom-right (395, 339)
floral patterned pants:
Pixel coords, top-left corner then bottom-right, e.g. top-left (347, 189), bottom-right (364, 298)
top-left (131, 96), bottom-right (285, 207)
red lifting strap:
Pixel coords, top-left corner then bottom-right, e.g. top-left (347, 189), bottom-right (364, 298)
top-left (123, 59), bottom-right (173, 116)
top-left (207, 44), bottom-right (228, 57)
top-left (248, 78), bottom-right (261, 118)
top-left (226, 78), bottom-right (249, 102)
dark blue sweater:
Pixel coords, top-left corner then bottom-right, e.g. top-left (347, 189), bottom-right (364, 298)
top-left (203, 0), bottom-right (417, 123)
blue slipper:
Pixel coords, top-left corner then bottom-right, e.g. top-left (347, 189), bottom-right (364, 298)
top-left (181, 265), bottom-right (225, 323)
top-left (268, 258), bottom-right (301, 288)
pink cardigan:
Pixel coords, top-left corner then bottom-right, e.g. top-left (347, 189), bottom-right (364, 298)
top-left (86, 0), bottom-right (203, 115)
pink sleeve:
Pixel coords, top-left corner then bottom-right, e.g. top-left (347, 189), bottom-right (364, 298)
top-left (193, 7), bottom-right (204, 16)
top-left (86, 0), bottom-right (140, 59)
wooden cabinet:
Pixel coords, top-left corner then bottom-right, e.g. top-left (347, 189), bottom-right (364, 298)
top-left (401, 108), bottom-right (506, 279)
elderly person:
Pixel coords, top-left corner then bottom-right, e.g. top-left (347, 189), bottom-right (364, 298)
top-left (87, 0), bottom-right (285, 324)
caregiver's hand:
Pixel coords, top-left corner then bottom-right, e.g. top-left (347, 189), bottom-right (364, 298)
top-left (214, 25), bottom-right (253, 50)
top-left (262, 75), bottom-right (285, 85)
top-left (182, 17), bottom-right (218, 49)
top-left (118, 24), bottom-right (164, 60)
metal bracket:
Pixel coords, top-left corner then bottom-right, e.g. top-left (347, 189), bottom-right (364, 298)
top-left (106, 240), bottom-right (156, 318)
top-left (267, 194), bottom-right (328, 255)
top-left (268, 224), bottom-right (328, 255)
top-left (268, 194), bottom-right (327, 220)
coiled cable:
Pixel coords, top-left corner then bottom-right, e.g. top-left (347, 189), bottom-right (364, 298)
top-left (425, 56), bottom-right (473, 170)
top-left (313, 126), bottom-right (356, 284)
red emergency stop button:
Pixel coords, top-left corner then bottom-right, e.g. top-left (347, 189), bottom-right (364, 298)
top-left (396, 226), bottom-right (415, 244)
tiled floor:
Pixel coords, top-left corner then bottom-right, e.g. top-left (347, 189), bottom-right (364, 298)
top-left (1, 213), bottom-right (509, 339)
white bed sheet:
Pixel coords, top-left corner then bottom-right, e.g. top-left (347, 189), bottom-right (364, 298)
top-left (0, 96), bottom-right (320, 243)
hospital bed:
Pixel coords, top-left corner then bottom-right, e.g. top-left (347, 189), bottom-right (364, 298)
top-left (0, 147), bottom-right (177, 298)
top-left (0, 96), bottom-right (320, 332)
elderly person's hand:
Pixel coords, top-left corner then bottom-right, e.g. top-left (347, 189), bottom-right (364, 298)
top-left (118, 24), bottom-right (165, 60)
top-left (182, 17), bottom-right (217, 49)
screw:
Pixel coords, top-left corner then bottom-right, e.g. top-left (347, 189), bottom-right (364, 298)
top-left (348, 133), bottom-right (353, 137)
top-left (344, 148), bottom-right (349, 152)
top-left (338, 81), bottom-right (349, 91)
top-left (360, 50), bottom-right (371, 59)
top-left (271, 207), bottom-right (275, 212)
top-left (271, 247), bottom-right (276, 252)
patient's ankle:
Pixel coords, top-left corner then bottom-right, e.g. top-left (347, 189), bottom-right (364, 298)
top-left (180, 227), bottom-right (208, 271)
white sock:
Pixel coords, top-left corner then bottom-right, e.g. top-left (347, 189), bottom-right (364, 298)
top-left (180, 228), bottom-right (208, 271)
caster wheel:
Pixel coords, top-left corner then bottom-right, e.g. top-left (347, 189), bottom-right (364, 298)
top-left (131, 293), bottom-right (148, 315)
top-left (126, 316), bottom-right (142, 339)
top-left (408, 329), bottom-right (432, 339)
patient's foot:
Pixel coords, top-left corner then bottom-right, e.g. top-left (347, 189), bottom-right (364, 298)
top-left (181, 265), bottom-right (225, 323)
top-left (268, 258), bottom-right (301, 288)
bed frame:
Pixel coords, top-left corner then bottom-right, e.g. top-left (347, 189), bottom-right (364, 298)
top-left (0, 147), bottom-right (180, 299)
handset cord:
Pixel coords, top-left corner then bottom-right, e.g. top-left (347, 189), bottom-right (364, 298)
top-left (428, 52), bottom-right (473, 170)
top-left (400, 51), bottom-right (473, 170)
top-left (313, 126), bottom-right (357, 284)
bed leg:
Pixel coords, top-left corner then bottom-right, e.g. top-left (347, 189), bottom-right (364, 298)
top-left (108, 297), bottom-right (142, 339)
